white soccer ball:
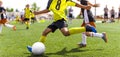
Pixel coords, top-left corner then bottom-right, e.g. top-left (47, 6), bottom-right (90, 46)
top-left (32, 42), bottom-right (45, 55)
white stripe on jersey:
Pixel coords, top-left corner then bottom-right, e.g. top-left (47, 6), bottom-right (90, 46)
top-left (84, 9), bottom-right (89, 24)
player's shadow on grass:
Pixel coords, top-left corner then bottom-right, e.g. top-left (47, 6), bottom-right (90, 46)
top-left (15, 28), bottom-right (27, 31)
top-left (27, 47), bottom-right (104, 57)
top-left (45, 47), bottom-right (87, 57)
top-left (27, 54), bottom-right (48, 57)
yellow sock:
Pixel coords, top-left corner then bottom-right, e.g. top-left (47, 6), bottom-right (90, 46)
top-left (40, 36), bottom-right (46, 43)
top-left (25, 22), bottom-right (27, 24)
top-left (25, 22), bottom-right (30, 27)
top-left (69, 27), bottom-right (86, 35)
top-left (27, 23), bottom-right (30, 27)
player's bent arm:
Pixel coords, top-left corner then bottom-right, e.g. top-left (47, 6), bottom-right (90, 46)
top-left (75, 3), bottom-right (91, 10)
top-left (34, 9), bottom-right (50, 15)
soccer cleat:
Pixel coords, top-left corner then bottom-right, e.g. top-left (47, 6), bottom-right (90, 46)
top-left (85, 25), bottom-right (97, 33)
top-left (102, 32), bottom-right (108, 43)
top-left (77, 43), bottom-right (86, 48)
top-left (102, 21), bottom-right (106, 23)
top-left (13, 26), bottom-right (16, 31)
top-left (27, 46), bottom-right (32, 52)
top-left (26, 27), bottom-right (29, 29)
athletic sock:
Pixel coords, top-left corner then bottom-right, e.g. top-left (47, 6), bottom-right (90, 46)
top-left (0, 25), bottom-right (2, 33)
top-left (40, 36), bottom-right (46, 43)
top-left (90, 32), bottom-right (103, 38)
top-left (5, 24), bottom-right (14, 28)
top-left (81, 33), bottom-right (87, 44)
top-left (25, 22), bottom-right (30, 27)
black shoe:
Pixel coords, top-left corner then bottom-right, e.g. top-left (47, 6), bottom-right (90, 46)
top-left (102, 21), bottom-right (106, 23)
top-left (26, 27), bottom-right (29, 29)
top-left (77, 43), bottom-right (86, 48)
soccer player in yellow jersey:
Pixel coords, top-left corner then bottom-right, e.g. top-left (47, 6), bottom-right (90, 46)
top-left (24, 4), bottom-right (31, 29)
top-left (15, 15), bottom-right (20, 23)
top-left (27, 0), bottom-right (97, 52)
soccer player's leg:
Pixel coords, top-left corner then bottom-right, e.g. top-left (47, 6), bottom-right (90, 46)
top-left (78, 31), bottom-right (107, 48)
top-left (77, 25), bottom-right (97, 48)
top-left (0, 24), bottom-right (2, 34)
top-left (54, 19), bottom-right (85, 36)
top-left (86, 32), bottom-right (107, 43)
top-left (69, 27), bottom-right (86, 35)
top-left (40, 22), bottom-right (57, 43)
top-left (27, 29), bottom-right (47, 52)
top-left (25, 21), bottom-right (30, 29)
top-left (78, 26), bottom-right (97, 48)
top-left (85, 23), bottom-right (107, 43)
top-left (85, 24), bottom-right (97, 33)
top-left (77, 32), bottom-right (87, 48)
top-left (68, 24), bottom-right (97, 35)
top-left (39, 28), bottom-right (53, 43)
top-left (24, 18), bottom-right (30, 29)
top-left (27, 23), bottom-right (55, 52)
top-left (5, 23), bottom-right (16, 31)
top-left (2, 19), bottom-right (16, 31)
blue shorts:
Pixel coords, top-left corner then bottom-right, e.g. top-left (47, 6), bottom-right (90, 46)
top-left (47, 19), bottom-right (68, 32)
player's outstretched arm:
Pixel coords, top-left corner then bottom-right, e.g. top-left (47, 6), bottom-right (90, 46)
top-left (75, 3), bottom-right (91, 10)
top-left (34, 9), bottom-right (50, 15)
top-left (88, 2), bottom-right (100, 7)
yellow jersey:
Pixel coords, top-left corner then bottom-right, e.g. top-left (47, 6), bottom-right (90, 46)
top-left (24, 8), bottom-right (31, 19)
top-left (31, 12), bottom-right (35, 18)
top-left (47, 0), bottom-right (76, 22)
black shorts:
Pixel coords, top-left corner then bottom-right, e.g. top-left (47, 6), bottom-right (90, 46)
top-left (104, 13), bottom-right (108, 19)
top-left (24, 18), bottom-right (30, 21)
top-left (104, 13), bottom-right (108, 16)
top-left (47, 19), bottom-right (68, 33)
top-left (118, 13), bottom-right (120, 18)
top-left (31, 17), bottom-right (35, 20)
top-left (111, 15), bottom-right (115, 18)
top-left (68, 14), bottom-right (73, 18)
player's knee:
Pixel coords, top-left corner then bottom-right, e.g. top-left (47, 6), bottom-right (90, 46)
top-left (85, 32), bottom-right (91, 36)
top-left (63, 33), bottom-right (70, 36)
top-left (63, 34), bottom-right (69, 36)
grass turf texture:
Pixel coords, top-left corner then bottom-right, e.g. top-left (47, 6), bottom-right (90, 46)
top-left (0, 19), bottom-right (120, 57)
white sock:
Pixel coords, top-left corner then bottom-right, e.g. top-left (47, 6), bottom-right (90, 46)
top-left (95, 21), bottom-right (102, 23)
top-left (5, 24), bottom-right (14, 28)
top-left (0, 25), bottom-right (2, 33)
top-left (90, 32), bottom-right (103, 38)
top-left (81, 33), bottom-right (87, 44)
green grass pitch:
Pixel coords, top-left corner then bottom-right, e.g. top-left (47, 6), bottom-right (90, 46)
top-left (0, 19), bottom-right (120, 57)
